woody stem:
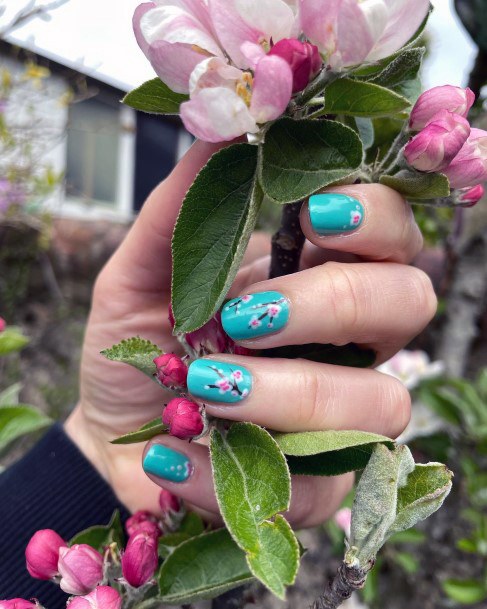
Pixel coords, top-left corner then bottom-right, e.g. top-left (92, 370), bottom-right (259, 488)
top-left (269, 201), bottom-right (306, 279)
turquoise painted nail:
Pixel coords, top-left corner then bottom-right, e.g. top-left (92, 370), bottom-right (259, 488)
top-left (143, 444), bottom-right (192, 483)
top-left (188, 358), bottom-right (252, 404)
top-left (221, 291), bottom-right (290, 340)
top-left (309, 193), bottom-right (364, 235)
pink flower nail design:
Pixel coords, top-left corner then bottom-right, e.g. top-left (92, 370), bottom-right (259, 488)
top-left (350, 210), bottom-right (362, 226)
top-left (204, 365), bottom-right (249, 400)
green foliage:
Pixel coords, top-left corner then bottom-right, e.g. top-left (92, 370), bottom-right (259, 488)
top-left (0, 326), bottom-right (29, 355)
top-left (159, 528), bottom-right (254, 604)
top-left (101, 337), bottom-right (162, 379)
top-left (442, 579), bottom-right (487, 605)
top-left (273, 430), bottom-right (394, 476)
top-left (70, 510), bottom-right (124, 551)
top-left (210, 423), bottom-right (298, 598)
top-left (319, 79), bottom-right (410, 118)
top-left (123, 78), bottom-right (189, 114)
top-left (0, 405), bottom-right (52, 451)
top-left (259, 118), bottom-right (363, 204)
top-left (380, 171), bottom-right (451, 200)
top-left (110, 417), bottom-right (167, 445)
top-left (171, 144), bottom-right (261, 333)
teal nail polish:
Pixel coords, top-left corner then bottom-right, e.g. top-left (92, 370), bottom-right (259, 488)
top-left (188, 358), bottom-right (252, 404)
top-left (221, 291), bottom-right (290, 340)
top-left (143, 444), bottom-right (192, 483)
top-left (309, 193), bottom-right (364, 235)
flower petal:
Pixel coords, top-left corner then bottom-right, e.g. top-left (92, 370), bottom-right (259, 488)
top-left (367, 0), bottom-right (430, 61)
top-left (148, 40), bottom-right (207, 93)
top-left (180, 88), bottom-right (258, 142)
top-left (209, 0), bottom-right (296, 68)
top-left (250, 55), bottom-right (293, 123)
top-left (189, 56), bottom-right (242, 95)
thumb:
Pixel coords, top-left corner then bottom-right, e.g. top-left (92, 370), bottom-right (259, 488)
top-left (104, 140), bottom-right (225, 293)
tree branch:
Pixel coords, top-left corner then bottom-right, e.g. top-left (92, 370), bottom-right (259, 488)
top-left (269, 201), bottom-right (306, 279)
top-left (0, 0), bottom-right (69, 37)
top-left (310, 562), bottom-right (368, 609)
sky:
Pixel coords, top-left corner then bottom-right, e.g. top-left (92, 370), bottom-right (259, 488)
top-left (2, 0), bottom-right (479, 92)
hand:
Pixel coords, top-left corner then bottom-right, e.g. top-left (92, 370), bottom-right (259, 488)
top-left (66, 141), bottom-right (437, 529)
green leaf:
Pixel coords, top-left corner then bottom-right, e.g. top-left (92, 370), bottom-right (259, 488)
top-left (393, 551), bottom-right (420, 574)
top-left (274, 430), bottom-right (394, 477)
top-left (259, 118), bottom-right (362, 205)
top-left (0, 383), bottom-right (21, 406)
top-left (246, 515), bottom-right (300, 600)
top-left (210, 423), bottom-right (299, 597)
top-left (380, 171), bottom-right (451, 201)
top-left (0, 405), bottom-right (52, 451)
top-left (355, 118), bottom-right (375, 151)
top-left (179, 511), bottom-right (205, 537)
top-left (388, 463), bottom-right (453, 536)
top-left (210, 423), bottom-right (291, 553)
top-left (442, 579), bottom-right (487, 605)
top-left (370, 48), bottom-right (425, 90)
top-left (70, 510), bottom-right (124, 551)
top-left (159, 532), bottom-right (192, 558)
top-left (101, 337), bottom-right (162, 378)
top-left (110, 417), bottom-right (167, 445)
top-left (349, 444), bottom-right (415, 566)
top-left (388, 529), bottom-right (426, 545)
top-left (123, 78), bottom-right (189, 114)
top-left (0, 327), bottom-right (29, 355)
top-left (261, 343), bottom-right (376, 368)
top-left (159, 528), bottom-right (254, 604)
top-left (320, 79), bottom-right (410, 118)
top-left (172, 144), bottom-right (261, 333)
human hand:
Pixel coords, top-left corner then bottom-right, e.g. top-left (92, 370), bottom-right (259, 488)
top-left (65, 141), bottom-right (436, 527)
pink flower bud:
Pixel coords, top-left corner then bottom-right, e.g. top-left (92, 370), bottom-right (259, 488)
top-left (185, 313), bottom-right (228, 355)
top-left (58, 545), bottom-right (103, 595)
top-left (409, 85), bottom-right (475, 131)
top-left (121, 532), bottom-right (158, 588)
top-left (153, 353), bottom-right (188, 388)
top-left (268, 38), bottom-right (321, 93)
top-left (404, 110), bottom-right (470, 173)
top-left (67, 587), bottom-right (121, 609)
top-left (162, 398), bottom-right (204, 440)
top-left (0, 601), bottom-right (37, 609)
top-left (159, 489), bottom-right (181, 515)
top-left (0, 317), bottom-right (5, 333)
top-left (458, 184), bottom-right (485, 207)
top-left (443, 128), bottom-right (487, 189)
top-left (125, 511), bottom-right (161, 538)
top-left (25, 529), bottom-right (67, 580)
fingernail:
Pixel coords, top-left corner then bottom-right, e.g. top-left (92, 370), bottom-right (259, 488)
top-left (309, 193), bottom-right (364, 235)
top-left (188, 358), bottom-right (252, 404)
top-left (143, 444), bottom-right (192, 483)
top-left (221, 291), bottom-right (290, 340)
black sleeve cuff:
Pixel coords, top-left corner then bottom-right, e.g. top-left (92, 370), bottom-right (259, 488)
top-left (0, 423), bottom-right (130, 606)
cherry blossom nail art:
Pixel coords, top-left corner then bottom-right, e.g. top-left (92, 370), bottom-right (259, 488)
top-left (221, 291), bottom-right (290, 340)
top-left (187, 359), bottom-right (252, 404)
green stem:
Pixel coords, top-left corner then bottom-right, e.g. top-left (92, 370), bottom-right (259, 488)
top-left (374, 124), bottom-right (410, 179)
top-left (290, 69), bottom-right (341, 114)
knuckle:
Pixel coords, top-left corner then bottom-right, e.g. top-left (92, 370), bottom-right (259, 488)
top-left (379, 375), bottom-right (412, 438)
top-left (296, 362), bottom-right (339, 429)
top-left (326, 263), bottom-right (366, 341)
top-left (407, 267), bottom-right (438, 325)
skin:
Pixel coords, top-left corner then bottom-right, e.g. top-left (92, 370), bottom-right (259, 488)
top-left (65, 140), bottom-right (437, 528)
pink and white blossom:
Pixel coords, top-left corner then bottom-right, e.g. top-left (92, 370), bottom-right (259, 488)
top-left (215, 378), bottom-right (232, 393)
top-left (299, 0), bottom-right (430, 70)
top-left (443, 128), bottom-right (487, 189)
top-left (404, 111), bottom-right (470, 173)
top-left (267, 305), bottom-right (282, 317)
top-left (334, 507), bottom-right (352, 538)
top-left (58, 545), bottom-right (103, 596)
top-left (67, 587), bottom-right (121, 609)
top-left (409, 85), bottom-right (475, 131)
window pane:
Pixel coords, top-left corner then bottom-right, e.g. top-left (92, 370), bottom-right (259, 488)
top-left (66, 97), bottom-right (120, 206)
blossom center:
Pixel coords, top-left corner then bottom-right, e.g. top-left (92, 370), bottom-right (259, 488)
top-left (236, 72), bottom-right (253, 106)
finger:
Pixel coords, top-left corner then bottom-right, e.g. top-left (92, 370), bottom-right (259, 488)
top-left (301, 184), bottom-right (424, 264)
top-left (221, 262), bottom-right (437, 356)
top-left (102, 140), bottom-right (224, 293)
top-left (187, 355), bottom-right (411, 437)
top-left (142, 437), bottom-right (354, 528)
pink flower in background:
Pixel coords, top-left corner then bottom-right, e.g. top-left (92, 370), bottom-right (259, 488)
top-left (25, 529), bottom-right (67, 580)
top-left (404, 110), bottom-right (470, 173)
top-left (299, 0), bottom-right (430, 69)
top-left (458, 184), bottom-right (485, 207)
top-left (376, 350), bottom-right (444, 390)
top-left (0, 179), bottom-right (26, 213)
top-left (67, 587), bottom-right (122, 609)
top-left (443, 128), bottom-right (487, 189)
top-left (0, 601), bottom-right (37, 609)
top-left (159, 489), bottom-right (181, 515)
top-left (58, 545), bottom-right (103, 595)
top-left (409, 85), bottom-right (475, 131)
top-left (122, 532), bottom-right (159, 588)
top-left (0, 318), bottom-right (5, 333)
top-left (334, 507), bottom-right (352, 538)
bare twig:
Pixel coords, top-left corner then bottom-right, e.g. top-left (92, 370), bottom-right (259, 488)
top-left (310, 562), bottom-right (369, 609)
top-left (269, 201), bottom-right (306, 279)
top-left (0, 0), bottom-right (69, 37)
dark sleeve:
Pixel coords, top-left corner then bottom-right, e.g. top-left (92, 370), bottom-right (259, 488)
top-left (0, 424), bottom-right (130, 607)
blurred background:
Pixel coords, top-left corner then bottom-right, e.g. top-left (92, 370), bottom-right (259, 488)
top-left (0, 1), bottom-right (486, 608)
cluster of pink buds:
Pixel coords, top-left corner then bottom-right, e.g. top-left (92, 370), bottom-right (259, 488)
top-left (163, 397), bottom-right (204, 440)
top-left (67, 587), bottom-right (121, 609)
top-left (404, 85), bottom-right (486, 206)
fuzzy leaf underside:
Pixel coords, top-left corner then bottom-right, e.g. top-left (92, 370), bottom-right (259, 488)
top-left (101, 337), bottom-right (162, 378)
